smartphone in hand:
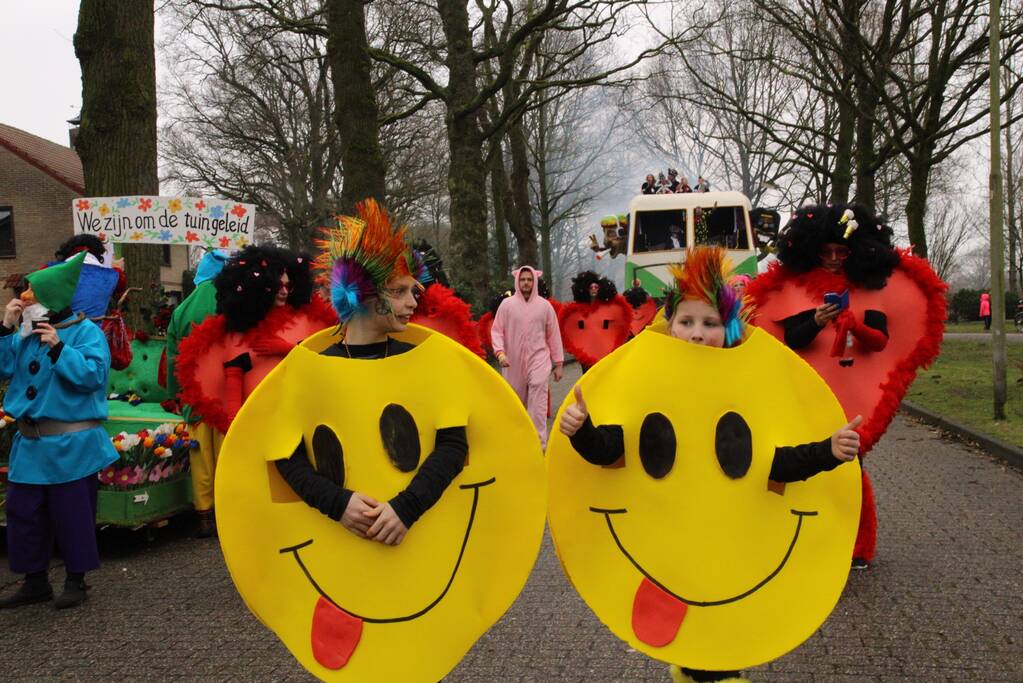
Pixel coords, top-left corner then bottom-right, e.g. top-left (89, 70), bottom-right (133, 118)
top-left (823, 290), bottom-right (849, 310)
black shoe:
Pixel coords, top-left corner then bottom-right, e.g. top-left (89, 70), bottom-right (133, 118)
top-left (851, 557), bottom-right (870, 570)
top-left (195, 509), bottom-right (216, 538)
top-left (0, 578), bottom-right (53, 609)
top-left (54, 577), bottom-right (89, 609)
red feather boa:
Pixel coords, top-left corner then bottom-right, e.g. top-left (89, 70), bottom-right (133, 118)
top-left (410, 284), bottom-right (486, 359)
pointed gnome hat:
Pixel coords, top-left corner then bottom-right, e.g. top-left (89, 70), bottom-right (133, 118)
top-left (26, 251), bottom-right (86, 311)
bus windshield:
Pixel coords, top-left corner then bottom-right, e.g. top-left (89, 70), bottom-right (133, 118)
top-left (697, 206), bottom-right (749, 250)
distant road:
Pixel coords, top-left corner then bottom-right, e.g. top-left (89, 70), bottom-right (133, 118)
top-left (945, 332), bottom-right (1023, 343)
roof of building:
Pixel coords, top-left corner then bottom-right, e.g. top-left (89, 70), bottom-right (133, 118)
top-left (0, 123), bottom-right (84, 194)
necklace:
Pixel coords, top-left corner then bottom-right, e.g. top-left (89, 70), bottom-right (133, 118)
top-left (342, 336), bottom-right (389, 359)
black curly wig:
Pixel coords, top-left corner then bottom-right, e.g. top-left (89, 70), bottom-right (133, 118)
top-left (214, 245), bottom-right (314, 332)
top-left (623, 285), bottom-right (649, 308)
top-left (55, 234), bottom-right (106, 263)
top-left (776, 203), bottom-right (900, 290)
top-left (570, 270), bottom-right (617, 303)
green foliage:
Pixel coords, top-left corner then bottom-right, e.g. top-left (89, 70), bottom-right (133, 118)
top-left (947, 288), bottom-right (1019, 322)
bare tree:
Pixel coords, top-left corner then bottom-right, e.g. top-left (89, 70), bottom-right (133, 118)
top-left (925, 196), bottom-right (982, 282)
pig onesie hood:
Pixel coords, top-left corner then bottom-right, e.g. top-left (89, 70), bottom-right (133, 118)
top-left (491, 266), bottom-right (564, 447)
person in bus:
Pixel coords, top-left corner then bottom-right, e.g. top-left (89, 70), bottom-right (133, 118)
top-left (667, 223), bottom-right (685, 250)
top-left (676, 176), bottom-right (692, 193)
top-left (642, 174), bottom-right (658, 194)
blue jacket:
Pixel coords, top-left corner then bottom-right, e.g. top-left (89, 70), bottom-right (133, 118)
top-left (0, 317), bottom-right (118, 484)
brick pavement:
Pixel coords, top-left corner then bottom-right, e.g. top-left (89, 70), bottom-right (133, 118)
top-left (1, 363), bottom-right (1021, 681)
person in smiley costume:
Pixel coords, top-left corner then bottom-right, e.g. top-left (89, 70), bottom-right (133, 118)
top-left (548, 247), bottom-right (863, 681)
top-left (746, 204), bottom-right (946, 569)
top-left (213, 199), bottom-right (545, 682)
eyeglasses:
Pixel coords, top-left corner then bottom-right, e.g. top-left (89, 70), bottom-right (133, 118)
top-left (820, 246), bottom-right (851, 260)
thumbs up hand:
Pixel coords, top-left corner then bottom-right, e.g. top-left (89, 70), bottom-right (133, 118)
top-left (831, 415), bottom-right (863, 461)
top-left (559, 385), bottom-right (589, 437)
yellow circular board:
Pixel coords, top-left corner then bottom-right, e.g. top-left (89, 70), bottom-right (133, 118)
top-left (216, 324), bottom-right (546, 681)
top-left (547, 327), bottom-right (860, 670)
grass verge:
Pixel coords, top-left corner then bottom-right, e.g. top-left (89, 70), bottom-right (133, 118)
top-left (906, 339), bottom-right (1023, 448)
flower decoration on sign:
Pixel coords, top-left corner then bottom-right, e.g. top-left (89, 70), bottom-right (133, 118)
top-left (185, 231), bottom-right (200, 243)
top-left (219, 236), bottom-right (231, 248)
top-left (236, 237), bottom-right (250, 248)
top-left (159, 229), bottom-right (173, 241)
top-left (138, 198), bottom-right (153, 212)
top-left (130, 233), bottom-right (143, 241)
top-left (195, 200), bottom-right (206, 211)
top-left (76, 199), bottom-right (91, 210)
top-left (99, 204), bottom-right (110, 217)
top-left (209, 205), bottom-right (225, 219)
top-left (168, 198), bottom-right (183, 212)
top-left (116, 197), bottom-right (132, 209)
top-left (230, 204), bottom-right (247, 218)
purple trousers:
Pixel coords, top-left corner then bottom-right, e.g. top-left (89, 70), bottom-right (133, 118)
top-left (6, 475), bottom-right (100, 574)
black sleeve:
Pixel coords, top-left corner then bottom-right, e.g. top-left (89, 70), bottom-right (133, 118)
top-left (275, 441), bottom-right (353, 521)
top-left (0, 324), bottom-right (14, 337)
top-left (48, 341), bottom-right (65, 362)
top-left (569, 416), bottom-right (625, 466)
top-left (863, 309), bottom-right (888, 336)
top-left (781, 309), bottom-right (823, 350)
top-left (769, 438), bottom-right (843, 483)
top-left (389, 426), bottom-right (468, 528)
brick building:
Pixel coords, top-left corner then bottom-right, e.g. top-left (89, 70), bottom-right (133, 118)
top-left (0, 122), bottom-right (188, 304)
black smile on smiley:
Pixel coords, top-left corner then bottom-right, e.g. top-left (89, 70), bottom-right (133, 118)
top-left (279, 477), bottom-right (495, 624)
top-left (590, 506), bottom-right (818, 606)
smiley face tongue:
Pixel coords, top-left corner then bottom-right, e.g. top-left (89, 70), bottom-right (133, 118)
top-left (311, 597), bottom-right (363, 669)
top-left (632, 577), bottom-right (688, 647)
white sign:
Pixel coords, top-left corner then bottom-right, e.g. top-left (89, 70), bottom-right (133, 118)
top-left (73, 196), bottom-right (256, 250)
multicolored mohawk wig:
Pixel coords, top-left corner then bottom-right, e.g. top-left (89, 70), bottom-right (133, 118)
top-left (664, 246), bottom-right (753, 347)
top-left (315, 199), bottom-right (415, 322)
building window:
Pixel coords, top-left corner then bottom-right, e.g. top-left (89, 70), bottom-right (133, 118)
top-left (161, 244), bottom-right (171, 267)
top-left (0, 206), bottom-right (15, 258)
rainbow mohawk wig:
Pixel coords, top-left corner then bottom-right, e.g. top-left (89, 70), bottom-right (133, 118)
top-left (315, 199), bottom-right (414, 322)
top-left (664, 246), bottom-right (753, 347)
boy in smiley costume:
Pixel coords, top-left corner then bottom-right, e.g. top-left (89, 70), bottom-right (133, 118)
top-left (213, 199), bottom-right (545, 681)
top-left (547, 248), bottom-right (862, 681)
top-left (0, 252), bottom-right (118, 610)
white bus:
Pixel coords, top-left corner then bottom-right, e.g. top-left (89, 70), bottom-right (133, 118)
top-left (624, 191), bottom-right (758, 297)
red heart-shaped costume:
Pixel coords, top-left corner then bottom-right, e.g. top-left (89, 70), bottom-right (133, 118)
top-left (747, 250), bottom-right (946, 561)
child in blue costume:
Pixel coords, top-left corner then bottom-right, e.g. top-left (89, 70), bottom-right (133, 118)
top-left (0, 252), bottom-right (118, 609)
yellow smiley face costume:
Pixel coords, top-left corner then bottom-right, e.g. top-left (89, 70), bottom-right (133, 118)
top-left (547, 327), bottom-right (860, 671)
top-left (215, 324), bottom-right (545, 682)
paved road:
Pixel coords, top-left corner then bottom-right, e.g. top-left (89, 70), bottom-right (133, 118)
top-left (2, 364), bottom-right (1021, 681)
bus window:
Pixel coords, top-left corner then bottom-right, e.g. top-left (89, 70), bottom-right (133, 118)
top-left (634, 209), bottom-right (688, 253)
top-left (695, 206), bottom-right (749, 250)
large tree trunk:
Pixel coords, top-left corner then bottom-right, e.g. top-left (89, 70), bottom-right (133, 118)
top-left (831, 101), bottom-right (855, 204)
top-left (327, 0), bottom-right (387, 214)
top-left (506, 119), bottom-right (539, 268)
top-left (905, 153), bottom-right (932, 258)
top-left (488, 145), bottom-right (511, 279)
top-left (853, 76), bottom-right (877, 207)
top-left (74, 0), bottom-right (160, 333)
top-left (439, 0), bottom-right (490, 306)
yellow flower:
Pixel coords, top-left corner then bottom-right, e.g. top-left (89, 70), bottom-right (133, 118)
top-left (168, 198), bottom-right (182, 212)
top-left (130, 233), bottom-right (143, 241)
top-left (236, 237), bottom-right (250, 248)
top-left (99, 204), bottom-right (110, 217)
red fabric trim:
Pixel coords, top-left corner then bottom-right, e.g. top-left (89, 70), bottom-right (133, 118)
top-left (175, 295), bottom-right (338, 432)
top-left (558, 295), bottom-right (633, 368)
top-left (853, 469), bottom-right (877, 562)
top-left (747, 251), bottom-right (947, 453)
top-left (477, 311), bottom-right (495, 357)
top-left (410, 284), bottom-right (485, 358)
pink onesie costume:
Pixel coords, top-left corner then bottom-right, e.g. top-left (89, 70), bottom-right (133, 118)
top-left (491, 266), bottom-right (564, 447)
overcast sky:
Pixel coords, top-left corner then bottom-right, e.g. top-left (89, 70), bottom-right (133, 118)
top-left (0, 2), bottom-right (84, 146)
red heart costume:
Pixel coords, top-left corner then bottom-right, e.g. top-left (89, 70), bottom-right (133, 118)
top-left (410, 284), bottom-right (485, 358)
top-left (747, 205), bottom-right (946, 564)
